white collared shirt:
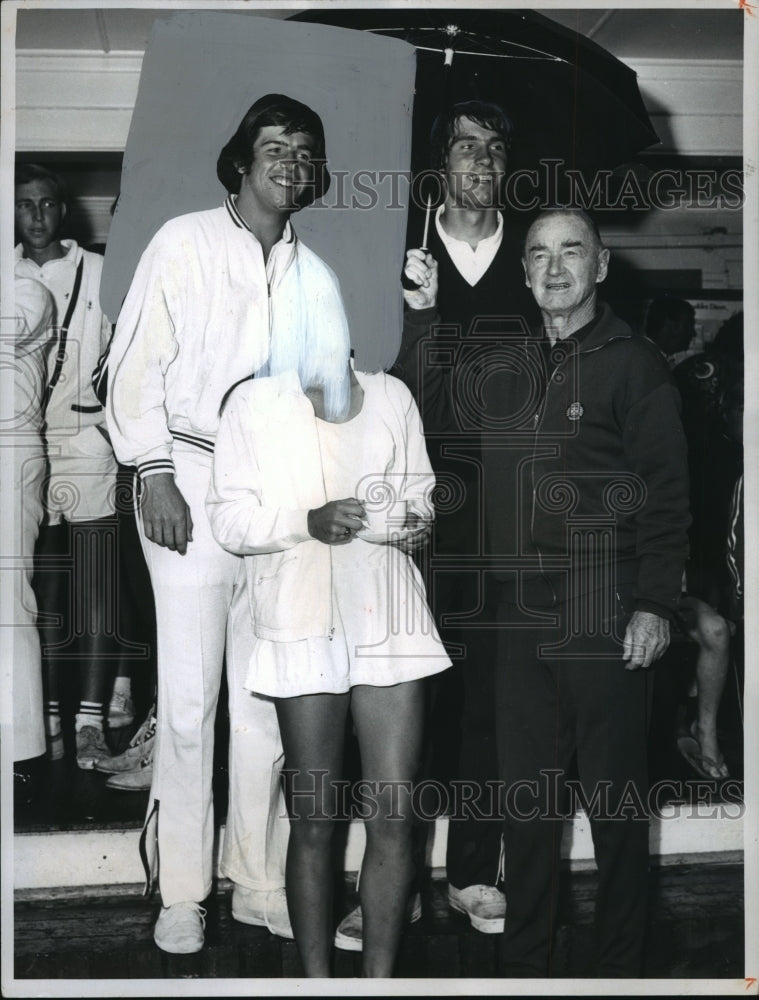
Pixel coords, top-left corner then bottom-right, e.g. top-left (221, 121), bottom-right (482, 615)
top-left (435, 205), bottom-right (503, 286)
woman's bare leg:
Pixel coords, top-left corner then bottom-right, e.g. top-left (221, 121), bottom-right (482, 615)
top-left (275, 691), bottom-right (350, 977)
top-left (351, 679), bottom-right (425, 978)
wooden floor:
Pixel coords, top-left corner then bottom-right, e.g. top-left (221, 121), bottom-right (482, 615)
top-left (13, 862), bottom-right (744, 981)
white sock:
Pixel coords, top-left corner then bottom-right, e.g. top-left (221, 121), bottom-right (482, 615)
top-left (45, 701), bottom-right (61, 737)
top-left (112, 675), bottom-right (132, 698)
top-left (75, 702), bottom-right (104, 733)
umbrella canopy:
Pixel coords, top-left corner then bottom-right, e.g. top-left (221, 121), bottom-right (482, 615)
top-left (290, 8), bottom-right (659, 174)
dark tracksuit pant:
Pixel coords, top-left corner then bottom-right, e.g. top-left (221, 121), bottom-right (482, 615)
top-left (494, 574), bottom-right (653, 978)
top-left (442, 577), bottom-right (502, 890)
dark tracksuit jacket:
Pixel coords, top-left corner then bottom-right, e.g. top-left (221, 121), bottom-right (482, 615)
top-left (481, 300), bottom-right (691, 618)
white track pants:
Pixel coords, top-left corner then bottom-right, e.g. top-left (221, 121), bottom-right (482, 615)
top-left (137, 446), bottom-right (288, 906)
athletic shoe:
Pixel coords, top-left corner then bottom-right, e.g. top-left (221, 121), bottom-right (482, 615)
top-left (105, 738), bottom-right (153, 790)
top-left (96, 709), bottom-right (156, 774)
top-left (447, 884), bottom-right (506, 933)
top-left (231, 885), bottom-right (293, 939)
top-left (105, 758), bottom-right (153, 791)
top-left (334, 892), bottom-right (422, 952)
top-left (97, 733), bottom-right (155, 774)
top-left (75, 726), bottom-right (112, 770)
top-left (107, 690), bottom-right (135, 729)
top-left (153, 901), bottom-right (206, 954)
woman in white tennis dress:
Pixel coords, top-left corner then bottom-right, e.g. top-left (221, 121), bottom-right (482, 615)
top-left (208, 359), bottom-right (450, 977)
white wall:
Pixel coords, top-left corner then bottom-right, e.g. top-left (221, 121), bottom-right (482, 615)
top-left (14, 53), bottom-right (744, 157)
top-left (14, 51), bottom-right (744, 290)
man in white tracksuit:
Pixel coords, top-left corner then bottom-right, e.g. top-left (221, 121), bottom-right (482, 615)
top-left (104, 94), bottom-right (345, 954)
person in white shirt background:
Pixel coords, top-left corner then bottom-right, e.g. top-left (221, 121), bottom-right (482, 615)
top-left (14, 165), bottom-right (124, 772)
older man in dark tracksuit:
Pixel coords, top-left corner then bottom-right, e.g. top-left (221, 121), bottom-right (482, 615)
top-left (479, 209), bottom-right (691, 977)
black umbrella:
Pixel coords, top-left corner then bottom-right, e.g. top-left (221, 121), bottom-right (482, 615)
top-left (289, 7), bottom-right (659, 174)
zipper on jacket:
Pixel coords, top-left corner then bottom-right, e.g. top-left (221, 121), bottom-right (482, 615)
top-left (530, 354), bottom-right (564, 603)
top-left (527, 333), bottom-right (629, 601)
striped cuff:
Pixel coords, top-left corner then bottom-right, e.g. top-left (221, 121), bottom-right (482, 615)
top-left (138, 459), bottom-right (176, 479)
top-left (170, 429), bottom-right (215, 455)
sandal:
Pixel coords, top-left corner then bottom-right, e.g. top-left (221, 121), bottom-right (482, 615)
top-left (677, 731), bottom-right (729, 780)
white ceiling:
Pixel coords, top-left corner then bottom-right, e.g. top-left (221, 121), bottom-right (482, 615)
top-left (14, 6), bottom-right (744, 61)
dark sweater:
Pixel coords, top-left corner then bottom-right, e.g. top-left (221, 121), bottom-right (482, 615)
top-left (390, 216), bottom-right (538, 556)
top-left (392, 218), bottom-right (538, 441)
top-left (428, 219), bottom-right (538, 346)
top-left (481, 302), bottom-right (691, 618)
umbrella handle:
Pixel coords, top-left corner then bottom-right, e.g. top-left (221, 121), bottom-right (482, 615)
top-left (402, 195), bottom-right (432, 289)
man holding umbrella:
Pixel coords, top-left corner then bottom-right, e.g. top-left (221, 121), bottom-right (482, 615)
top-left (389, 100), bottom-right (537, 936)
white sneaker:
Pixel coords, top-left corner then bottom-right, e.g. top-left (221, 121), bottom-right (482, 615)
top-left (153, 901), bottom-right (206, 954)
top-left (447, 884), bottom-right (506, 933)
top-left (231, 885), bottom-right (293, 939)
top-left (97, 733), bottom-right (155, 775)
top-left (105, 756), bottom-right (153, 791)
top-left (334, 892), bottom-right (422, 952)
top-left (96, 709), bottom-right (156, 774)
top-left (107, 690), bottom-right (135, 729)
top-left (75, 726), bottom-right (111, 770)
top-left (131, 704), bottom-right (157, 745)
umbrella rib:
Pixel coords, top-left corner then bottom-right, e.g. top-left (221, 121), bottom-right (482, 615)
top-left (355, 25), bottom-right (567, 62)
top-left (459, 34), bottom-right (567, 61)
top-left (413, 43), bottom-right (564, 62)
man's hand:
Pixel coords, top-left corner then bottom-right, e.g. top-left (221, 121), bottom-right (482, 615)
top-left (402, 249), bottom-right (438, 310)
top-left (308, 498), bottom-right (365, 545)
top-left (622, 610), bottom-right (670, 670)
top-left (141, 472), bottom-right (194, 555)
